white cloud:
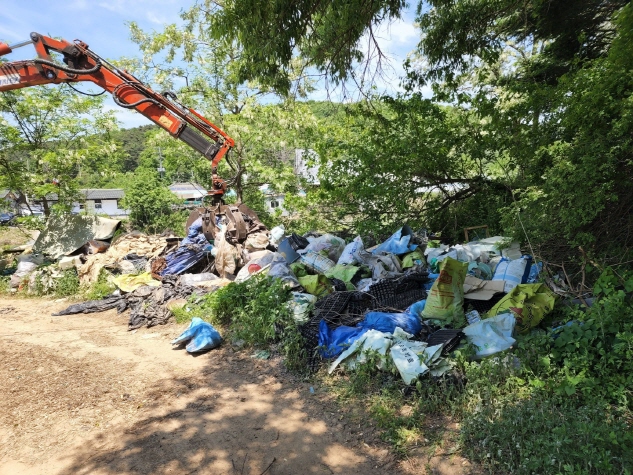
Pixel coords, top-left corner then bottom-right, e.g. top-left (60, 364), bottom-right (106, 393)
top-left (0, 26), bottom-right (21, 41)
top-left (389, 20), bottom-right (419, 45)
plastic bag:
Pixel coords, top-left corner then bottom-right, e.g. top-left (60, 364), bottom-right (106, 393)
top-left (405, 299), bottom-right (426, 318)
top-left (357, 311), bottom-right (422, 336)
top-left (324, 264), bottom-right (359, 288)
top-left (215, 227), bottom-right (240, 276)
top-left (367, 253), bottom-right (403, 280)
top-left (527, 262), bottom-right (543, 283)
top-left (303, 234), bottom-right (346, 262)
top-left (488, 283), bottom-right (556, 333)
top-left (112, 272), bottom-right (160, 292)
top-left (390, 336), bottom-right (430, 384)
top-left (373, 225), bottom-right (418, 255)
top-left (180, 273), bottom-right (220, 285)
top-left (180, 217), bottom-right (207, 246)
top-left (422, 257), bottom-right (467, 322)
top-left (10, 254), bottom-right (45, 288)
top-left (298, 274), bottom-right (333, 297)
top-left (337, 236), bottom-right (364, 265)
top-left (492, 256), bottom-right (532, 293)
top-left (318, 320), bottom-right (367, 358)
top-left (287, 292), bottom-right (318, 324)
top-left (244, 232), bottom-right (269, 251)
top-left (267, 254), bottom-right (301, 288)
top-left (328, 329), bottom-right (393, 373)
top-left (171, 317), bottom-right (222, 353)
top-left (235, 251), bottom-right (275, 282)
top-left (402, 249), bottom-right (425, 269)
top-left (269, 225), bottom-right (285, 246)
top-left (463, 313), bottom-right (516, 357)
top-left (298, 250), bottom-right (336, 274)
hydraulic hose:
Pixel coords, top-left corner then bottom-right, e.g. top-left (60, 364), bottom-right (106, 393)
top-left (32, 58), bottom-right (102, 75)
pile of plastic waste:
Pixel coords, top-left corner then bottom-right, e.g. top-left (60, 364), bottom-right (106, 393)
top-left (6, 208), bottom-right (557, 377)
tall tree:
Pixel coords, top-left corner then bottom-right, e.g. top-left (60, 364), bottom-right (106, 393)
top-left (0, 85), bottom-right (121, 215)
top-left (126, 0), bottom-right (317, 201)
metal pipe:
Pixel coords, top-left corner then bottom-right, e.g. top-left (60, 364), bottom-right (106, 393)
top-left (8, 40), bottom-right (32, 50)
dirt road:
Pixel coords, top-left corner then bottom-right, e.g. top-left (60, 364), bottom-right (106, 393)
top-left (0, 297), bottom-right (469, 475)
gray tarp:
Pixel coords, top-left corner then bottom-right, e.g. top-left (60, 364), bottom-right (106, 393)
top-left (33, 215), bottom-right (121, 258)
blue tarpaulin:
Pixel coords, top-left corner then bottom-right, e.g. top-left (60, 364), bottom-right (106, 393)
top-left (372, 225), bottom-right (418, 255)
top-left (160, 218), bottom-right (209, 276)
top-left (172, 317), bottom-right (222, 353)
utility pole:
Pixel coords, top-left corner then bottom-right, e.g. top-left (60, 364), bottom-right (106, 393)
top-left (157, 147), bottom-right (165, 180)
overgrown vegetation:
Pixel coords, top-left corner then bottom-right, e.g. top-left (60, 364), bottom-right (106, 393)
top-left (320, 268), bottom-right (633, 473)
top-left (82, 268), bottom-right (116, 300)
top-left (174, 276), bottom-right (306, 371)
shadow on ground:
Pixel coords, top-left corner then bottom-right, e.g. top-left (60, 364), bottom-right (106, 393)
top-left (56, 351), bottom-right (396, 475)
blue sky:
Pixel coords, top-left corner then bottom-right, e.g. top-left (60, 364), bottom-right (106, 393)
top-left (1, 0), bottom-right (421, 128)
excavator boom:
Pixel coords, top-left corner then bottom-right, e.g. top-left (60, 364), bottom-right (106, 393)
top-left (0, 32), bottom-right (234, 200)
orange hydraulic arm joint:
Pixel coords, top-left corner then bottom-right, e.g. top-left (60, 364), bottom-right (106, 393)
top-left (0, 32), bottom-right (235, 200)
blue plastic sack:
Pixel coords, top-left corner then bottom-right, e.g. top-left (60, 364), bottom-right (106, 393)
top-left (373, 225), bottom-right (418, 255)
top-left (318, 319), bottom-right (367, 358)
top-left (172, 317), bottom-right (222, 353)
top-left (181, 217), bottom-right (208, 246)
top-left (357, 311), bottom-right (422, 335)
top-left (527, 262), bottom-right (543, 283)
top-left (405, 299), bottom-right (426, 318)
top-left (424, 273), bottom-right (439, 290)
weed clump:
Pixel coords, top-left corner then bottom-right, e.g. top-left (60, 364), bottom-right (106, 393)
top-left (176, 275), bottom-right (306, 371)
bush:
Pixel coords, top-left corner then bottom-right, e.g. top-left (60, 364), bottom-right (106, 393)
top-left (121, 169), bottom-right (182, 234)
top-left (461, 395), bottom-right (633, 474)
top-left (82, 268), bottom-right (116, 300)
top-left (176, 276), bottom-right (306, 371)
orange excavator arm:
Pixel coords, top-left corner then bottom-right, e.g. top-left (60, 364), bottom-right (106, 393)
top-left (0, 32), bottom-right (235, 200)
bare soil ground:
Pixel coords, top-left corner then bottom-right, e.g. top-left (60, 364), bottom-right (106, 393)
top-left (0, 297), bottom-right (474, 475)
top-left (0, 226), bottom-right (38, 249)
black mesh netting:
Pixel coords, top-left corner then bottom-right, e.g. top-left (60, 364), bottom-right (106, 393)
top-left (299, 272), bottom-right (431, 372)
top-left (367, 272), bottom-right (429, 311)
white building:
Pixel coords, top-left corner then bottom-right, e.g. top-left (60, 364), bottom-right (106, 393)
top-left (73, 189), bottom-right (128, 217)
top-left (168, 183), bottom-right (207, 204)
top-left (259, 184), bottom-right (288, 216)
top-left (30, 189), bottom-right (129, 217)
top-left (295, 149), bottom-right (320, 184)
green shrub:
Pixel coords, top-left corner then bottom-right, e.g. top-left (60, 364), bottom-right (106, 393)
top-left (178, 276), bottom-right (306, 371)
top-left (461, 395), bottom-right (633, 474)
top-left (83, 268), bottom-right (116, 300)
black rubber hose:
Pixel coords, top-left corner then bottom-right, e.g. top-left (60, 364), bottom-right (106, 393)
top-left (32, 58), bottom-right (102, 75)
top-left (112, 93), bottom-right (160, 109)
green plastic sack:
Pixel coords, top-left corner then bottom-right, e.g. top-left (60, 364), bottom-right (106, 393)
top-left (298, 274), bottom-right (333, 297)
top-left (402, 249), bottom-right (426, 269)
top-left (422, 257), bottom-right (467, 322)
top-left (324, 264), bottom-right (359, 290)
top-left (487, 283), bottom-right (556, 333)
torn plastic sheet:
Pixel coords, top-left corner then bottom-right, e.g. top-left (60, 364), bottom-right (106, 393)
top-left (463, 313), bottom-right (516, 357)
top-left (372, 226), bottom-right (418, 255)
top-left (328, 326), bottom-right (453, 384)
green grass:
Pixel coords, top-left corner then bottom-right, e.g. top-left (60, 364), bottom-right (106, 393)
top-left (172, 275), bottom-right (307, 372)
top-left (82, 268), bottom-right (116, 300)
top-left (314, 269), bottom-right (633, 472)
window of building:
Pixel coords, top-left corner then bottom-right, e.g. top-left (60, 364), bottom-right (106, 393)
top-left (270, 200), bottom-right (280, 209)
top-left (79, 204), bottom-right (85, 210)
top-left (94, 199), bottom-right (102, 209)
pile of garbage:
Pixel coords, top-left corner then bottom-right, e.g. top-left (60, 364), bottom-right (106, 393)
top-left (4, 208), bottom-right (557, 384)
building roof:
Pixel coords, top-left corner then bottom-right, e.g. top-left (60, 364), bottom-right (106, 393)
top-left (82, 189), bottom-right (125, 200)
top-left (0, 189), bottom-right (14, 199)
top-left (169, 183), bottom-right (207, 200)
top-left (34, 189), bottom-right (125, 202)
